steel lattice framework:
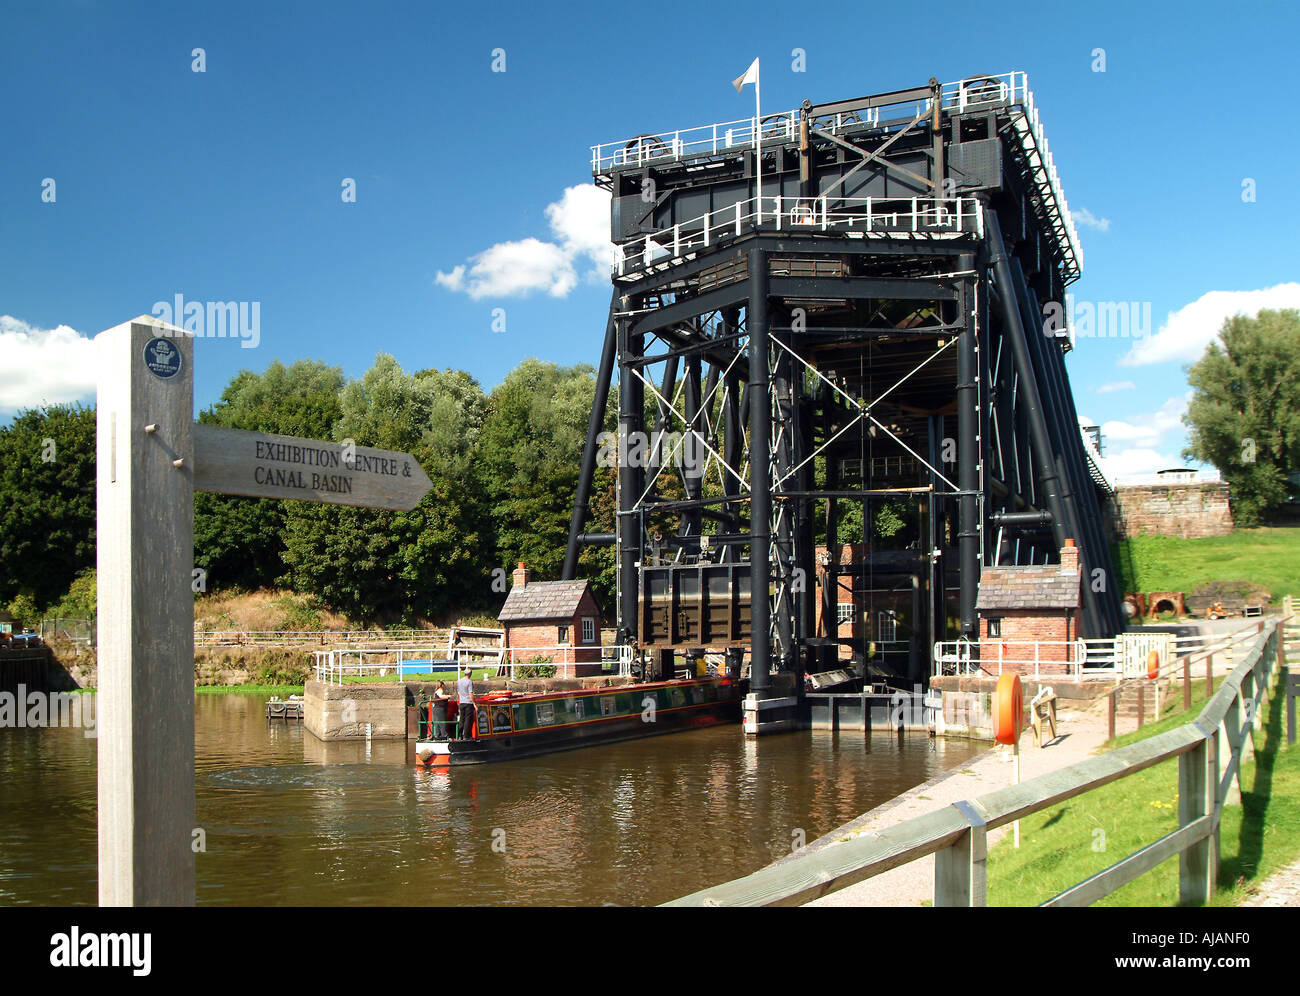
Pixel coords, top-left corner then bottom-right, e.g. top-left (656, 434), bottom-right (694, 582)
top-left (563, 72), bottom-right (1122, 696)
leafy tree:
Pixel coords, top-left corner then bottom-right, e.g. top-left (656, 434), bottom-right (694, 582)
top-left (476, 359), bottom-right (616, 609)
top-left (194, 359), bottom-right (344, 590)
top-left (0, 404), bottom-right (96, 608)
top-left (1184, 309), bottom-right (1300, 526)
top-left (281, 355), bottom-right (491, 622)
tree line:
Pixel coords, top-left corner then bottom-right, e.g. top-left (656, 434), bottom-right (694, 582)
top-left (0, 355), bottom-right (616, 625)
top-left (2, 308), bottom-right (1297, 624)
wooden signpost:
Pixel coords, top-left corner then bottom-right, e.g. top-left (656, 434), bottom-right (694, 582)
top-left (95, 316), bottom-right (432, 906)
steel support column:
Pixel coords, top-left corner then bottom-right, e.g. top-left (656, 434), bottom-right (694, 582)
top-left (748, 249), bottom-right (772, 693)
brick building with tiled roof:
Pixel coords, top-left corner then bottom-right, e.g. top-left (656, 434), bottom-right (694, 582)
top-left (975, 539), bottom-right (1083, 674)
top-left (497, 564), bottom-right (604, 677)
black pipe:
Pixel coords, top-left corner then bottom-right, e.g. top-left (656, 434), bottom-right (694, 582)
top-left (956, 251), bottom-right (980, 638)
top-left (991, 511), bottom-right (1053, 527)
top-left (984, 209), bottom-right (1072, 574)
top-left (646, 355), bottom-right (678, 476)
top-left (748, 249), bottom-right (772, 693)
top-left (617, 310), bottom-right (644, 643)
top-left (1009, 259), bottom-right (1110, 637)
top-left (576, 533), bottom-right (616, 545)
top-left (563, 296), bottom-right (619, 580)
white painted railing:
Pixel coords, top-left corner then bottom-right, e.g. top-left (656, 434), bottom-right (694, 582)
top-left (195, 628), bottom-right (445, 647)
top-left (312, 644), bottom-right (634, 685)
top-left (615, 194), bottom-right (982, 277)
top-left (932, 639), bottom-right (1091, 679)
top-left (591, 72), bottom-right (1029, 173)
top-left (592, 70), bottom-right (1081, 281)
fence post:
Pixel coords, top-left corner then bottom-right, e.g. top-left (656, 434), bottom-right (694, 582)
top-left (1221, 693), bottom-right (1241, 808)
top-left (934, 800), bottom-right (987, 907)
top-left (1183, 658), bottom-right (1191, 711)
top-left (1137, 682), bottom-right (1145, 729)
top-left (1108, 688), bottom-right (1116, 741)
top-left (1178, 736), bottom-right (1213, 905)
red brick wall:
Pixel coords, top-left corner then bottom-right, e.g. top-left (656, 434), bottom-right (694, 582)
top-left (502, 598), bottom-right (604, 677)
top-left (977, 610), bottom-right (1079, 675)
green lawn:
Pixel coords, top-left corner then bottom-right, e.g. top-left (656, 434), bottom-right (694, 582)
top-left (1112, 527), bottom-right (1300, 600)
top-left (986, 664), bottom-right (1300, 906)
top-left (194, 684), bottom-right (304, 695)
top-left (339, 667), bottom-right (498, 684)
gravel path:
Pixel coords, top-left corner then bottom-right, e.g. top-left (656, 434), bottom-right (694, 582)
top-left (1240, 861), bottom-right (1300, 906)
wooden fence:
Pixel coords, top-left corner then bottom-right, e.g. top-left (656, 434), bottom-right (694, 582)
top-left (668, 617), bottom-right (1286, 907)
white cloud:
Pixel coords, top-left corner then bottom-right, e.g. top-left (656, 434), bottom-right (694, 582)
top-left (545, 184), bottom-right (615, 272)
top-left (0, 316), bottom-right (97, 414)
top-left (436, 184), bottom-right (613, 300)
top-left (434, 238), bottom-right (577, 300)
top-left (1072, 207), bottom-right (1110, 232)
top-left (1121, 282), bottom-right (1300, 367)
top-left (1096, 381), bottom-right (1135, 394)
top-left (1101, 446), bottom-right (1182, 480)
top-left (1095, 395), bottom-right (1191, 479)
top-left (1099, 395), bottom-right (1187, 449)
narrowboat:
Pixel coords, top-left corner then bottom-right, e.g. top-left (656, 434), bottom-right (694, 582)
top-left (413, 676), bottom-right (741, 766)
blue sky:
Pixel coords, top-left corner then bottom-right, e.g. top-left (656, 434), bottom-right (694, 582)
top-left (2, 0), bottom-right (1297, 479)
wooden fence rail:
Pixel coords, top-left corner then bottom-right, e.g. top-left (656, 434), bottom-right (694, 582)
top-left (668, 617), bottom-right (1285, 908)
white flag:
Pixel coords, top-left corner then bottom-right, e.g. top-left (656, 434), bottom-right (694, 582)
top-left (732, 58), bottom-right (759, 93)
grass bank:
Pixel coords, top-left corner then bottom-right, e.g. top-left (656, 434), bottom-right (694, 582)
top-left (1112, 527), bottom-right (1300, 599)
top-left (986, 664), bottom-right (1300, 906)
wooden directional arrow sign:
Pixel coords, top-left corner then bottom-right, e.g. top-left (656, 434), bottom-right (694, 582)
top-left (193, 424), bottom-right (433, 511)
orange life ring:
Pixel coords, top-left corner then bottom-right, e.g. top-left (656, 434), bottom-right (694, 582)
top-left (1147, 650), bottom-right (1159, 680)
top-left (993, 673), bottom-right (1022, 745)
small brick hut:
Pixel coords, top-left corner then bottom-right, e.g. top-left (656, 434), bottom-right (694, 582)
top-left (497, 564), bottom-right (604, 677)
top-left (975, 539), bottom-right (1083, 675)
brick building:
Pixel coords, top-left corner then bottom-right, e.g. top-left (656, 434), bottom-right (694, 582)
top-left (497, 564), bottom-right (604, 677)
top-left (975, 539), bottom-right (1083, 675)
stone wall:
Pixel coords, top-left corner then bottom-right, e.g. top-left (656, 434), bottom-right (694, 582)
top-left (1112, 482), bottom-right (1233, 539)
top-left (304, 680), bottom-right (409, 740)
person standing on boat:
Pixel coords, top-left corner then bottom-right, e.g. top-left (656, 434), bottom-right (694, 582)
top-left (456, 667), bottom-right (476, 740)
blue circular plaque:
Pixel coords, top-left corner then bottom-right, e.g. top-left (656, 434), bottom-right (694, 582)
top-left (143, 337), bottom-right (183, 380)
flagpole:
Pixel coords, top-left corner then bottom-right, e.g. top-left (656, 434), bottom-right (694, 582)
top-left (755, 61), bottom-right (762, 225)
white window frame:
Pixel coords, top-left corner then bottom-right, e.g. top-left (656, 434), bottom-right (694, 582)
top-left (581, 616), bottom-right (596, 644)
top-left (836, 602), bottom-right (854, 627)
top-left (877, 611), bottom-right (897, 642)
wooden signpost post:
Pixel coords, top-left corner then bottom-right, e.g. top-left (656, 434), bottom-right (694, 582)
top-left (95, 316), bottom-right (432, 906)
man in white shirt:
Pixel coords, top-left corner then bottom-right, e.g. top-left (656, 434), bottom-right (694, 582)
top-left (456, 668), bottom-right (476, 740)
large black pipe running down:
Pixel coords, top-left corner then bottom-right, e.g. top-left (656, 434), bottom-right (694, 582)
top-left (956, 252), bottom-right (980, 638)
top-left (616, 311), bottom-right (644, 644)
top-left (563, 295), bottom-right (619, 580)
top-left (984, 210), bottom-right (1073, 573)
top-left (1008, 258), bottom-right (1115, 637)
top-left (748, 248), bottom-right (772, 694)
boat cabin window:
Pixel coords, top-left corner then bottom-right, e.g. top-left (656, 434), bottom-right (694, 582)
top-left (581, 616), bottom-right (596, 644)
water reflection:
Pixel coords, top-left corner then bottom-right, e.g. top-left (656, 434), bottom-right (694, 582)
top-left (0, 693), bottom-right (981, 906)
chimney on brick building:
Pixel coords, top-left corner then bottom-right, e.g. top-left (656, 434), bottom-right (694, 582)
top-left (1060, 538), bottom-right (1079, 573)
top-left (512, 562), bottom-right (530, 588)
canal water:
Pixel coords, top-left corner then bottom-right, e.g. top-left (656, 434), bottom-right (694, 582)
top-left (0, 693), bottom-right (983, 906)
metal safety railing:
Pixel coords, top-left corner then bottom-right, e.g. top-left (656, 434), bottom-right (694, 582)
top-left (195, 628), bottom-right (445, 647)
top-left (312, 643), bottom-right (634, 685)
top-left (591, 70), bottom-right (1080, 279)
top-left (591, 72), bottom-right (1030, 173)
top-left (671, 618), bottom-right (1284, 907)
top-left (615, 194), bottom-right (982, 277)
top-left (932, 638), bottom-right (1091, 679)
